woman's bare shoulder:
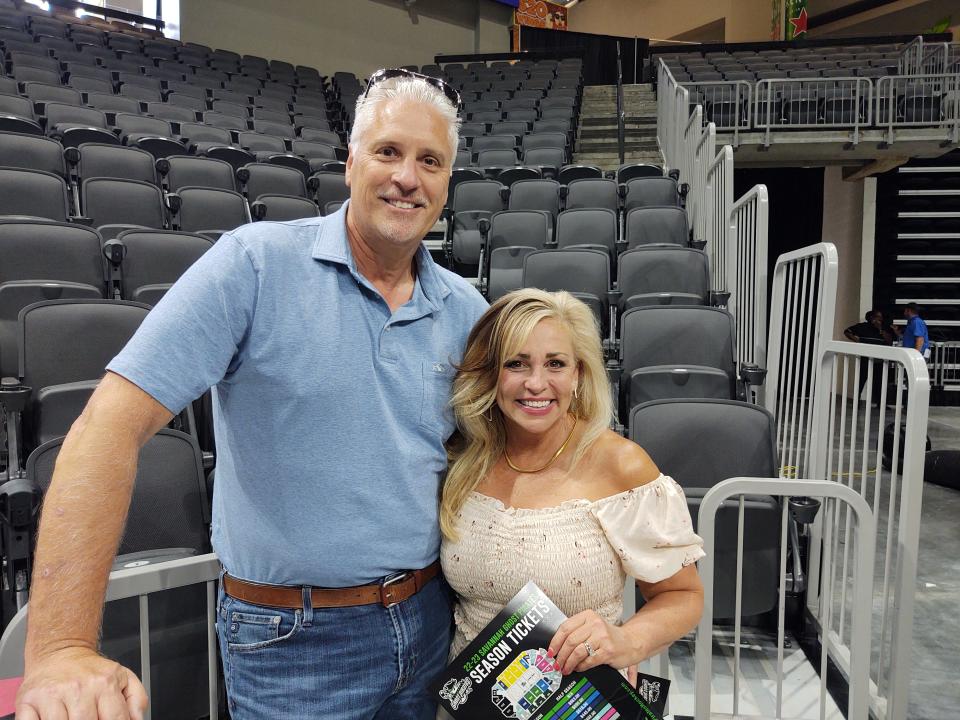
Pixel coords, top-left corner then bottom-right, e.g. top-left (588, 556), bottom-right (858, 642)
top-left (583, 430), bottom-right (662, 499)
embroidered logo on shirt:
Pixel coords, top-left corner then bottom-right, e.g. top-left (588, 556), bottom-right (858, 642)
top-left (432, 363), bottom-right (446, 373)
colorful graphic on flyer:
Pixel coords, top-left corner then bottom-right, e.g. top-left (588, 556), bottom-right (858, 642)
top-left (432, 581), bottom-right (669, 720)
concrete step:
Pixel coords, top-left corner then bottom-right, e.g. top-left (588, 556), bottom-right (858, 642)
top-left (579, 127), bottom-right (657, 139)
top-left (577, 141), bottom-right (660, 152)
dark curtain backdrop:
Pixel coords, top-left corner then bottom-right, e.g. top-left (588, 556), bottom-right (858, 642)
top-left (517, 26), bottom-right (646, 86)
top-left (734, 167), bottom-right (825, 309)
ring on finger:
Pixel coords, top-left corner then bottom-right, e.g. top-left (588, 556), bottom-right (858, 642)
top-left (583, 640), bottom-right (596, 658)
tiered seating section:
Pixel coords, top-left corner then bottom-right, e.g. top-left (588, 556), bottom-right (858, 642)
top-left (658, 41), bottom-right (960, 132)
top-left (429, 58), bottom-right (582, 174)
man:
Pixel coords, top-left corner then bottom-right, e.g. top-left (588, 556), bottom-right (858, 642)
top-left (843, 309), bottom-right (895, 347)
top-left (17, 70), bottom-right (487, 719)
top-left (844, 309), bottom-right (897, 401)
top-left (902, 302), bottom-right (930, 360)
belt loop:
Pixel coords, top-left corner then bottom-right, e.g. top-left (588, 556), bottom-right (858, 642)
top-left (301, 586), bottom-right (314, 626)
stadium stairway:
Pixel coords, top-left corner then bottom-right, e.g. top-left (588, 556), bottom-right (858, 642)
top-left (574, 83), bottom-right (662, 172)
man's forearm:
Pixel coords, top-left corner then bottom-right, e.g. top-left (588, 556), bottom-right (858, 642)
top-left (24, 413), bottom-right (140, 667)
top-left (915, 337), bottom-right (924, 352)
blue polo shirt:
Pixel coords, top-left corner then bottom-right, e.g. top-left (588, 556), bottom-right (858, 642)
top-left (902, 315), bottom-right (929, 355)
top-left (107, 203), bottom-right (488, 586)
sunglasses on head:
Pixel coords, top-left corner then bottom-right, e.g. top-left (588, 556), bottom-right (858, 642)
top-left (363, 67), bottom-right (462, 110)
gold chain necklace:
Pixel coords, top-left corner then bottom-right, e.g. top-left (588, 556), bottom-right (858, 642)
top-left (504, 416), bottom-right (579, 474)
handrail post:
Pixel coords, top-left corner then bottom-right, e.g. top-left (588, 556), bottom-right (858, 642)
top-left (616, 41), bottom-right (625, 166)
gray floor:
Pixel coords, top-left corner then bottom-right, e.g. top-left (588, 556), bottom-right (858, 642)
top-left (909, 406), bottom-right (960, 720)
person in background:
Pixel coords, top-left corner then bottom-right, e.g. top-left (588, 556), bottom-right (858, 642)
top-left (902, 302), bottom-right (930, 361)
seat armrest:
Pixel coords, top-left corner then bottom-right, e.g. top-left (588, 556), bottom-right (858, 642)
top-left (250, 200), bottom-right (266, 221)
top-left (710, 290), bottom-right (730, 307)
top-left (690, 238), bottom-right (707, 251)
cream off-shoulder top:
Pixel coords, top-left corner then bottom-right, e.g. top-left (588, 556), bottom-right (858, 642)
top-left (441, 473), bottom-right (705, 658)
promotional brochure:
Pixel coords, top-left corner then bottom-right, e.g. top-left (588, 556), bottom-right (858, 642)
top-left (433, 581), bottom-right (669, 720)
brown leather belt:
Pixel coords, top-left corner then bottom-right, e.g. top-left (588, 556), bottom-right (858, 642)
top-left (222, 561), bottom-right (440, 609)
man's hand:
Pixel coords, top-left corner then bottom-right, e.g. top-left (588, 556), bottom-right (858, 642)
top-left (16, 647), bottom-right (147, 719)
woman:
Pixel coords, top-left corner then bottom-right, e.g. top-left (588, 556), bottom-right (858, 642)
top-left (440, 289), bottom-right (704, 681)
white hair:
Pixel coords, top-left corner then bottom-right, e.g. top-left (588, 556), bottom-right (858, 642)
top-left (349, 74), bottom-right (461, 167)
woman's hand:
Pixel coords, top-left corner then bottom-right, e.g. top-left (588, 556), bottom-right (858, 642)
top-left (547, 610), bottom-right (643, 675)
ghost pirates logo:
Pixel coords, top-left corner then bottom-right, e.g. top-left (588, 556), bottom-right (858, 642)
top-left (638, 677), bottom-right (662, 706)
top-left (439, 677), bottom-right (473, 710)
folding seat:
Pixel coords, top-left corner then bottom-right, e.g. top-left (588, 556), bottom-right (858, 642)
top-left (629, 398), bottom-right (781, 619)
top-left (115, 81), bottom-right (161, 104)
top-left (178, 122), bottom-right (252, 171)
top-left (77, 44), bottom-right (115, 64)
top-left (169, 185), bottom-right (251, 240)
top-left (900, 82), bottom-right (942, 123)
top-left (616, 163), bottom-right (662, 183)
top-left (522, 248), bottom-right (610, 332)
top-left (0, 166), bottom-right (70, 220)
top-left (514, 89), bottom-right (545, 102)
top-left (0, 130), bottom-right (65, 178)
top-left (177, 44), bottom-right (209, 67)
top-left (454, 148), bottom-right (472, 167)
top-left (296, 127), bottom-right (340, 147)
top-left (115, 71), bottom-right (159, 92)
top-left (112, 228), bottom-right (213, 305)
top-left (192, 68), bottom-right (230, 87)
top-left (35, 35), bottom-right (73, 56)
top-left (489, 120), bottom-right (527, 140)
top-left (9, 51), bottom-right (60, 73)
top-left (294, 114), bottom-right (332, 134)
top-left (259, 85), bottom-right (295, 103)
top-left (520, 147), bottom-right (563, 176)
top-left (252, 107), bottom-right (291, 125)
top-left (623, 206), bottom-right (689, 249)
top-left (113, 113), bottom-right (186, 158)
top-left (143, 39), bottom-right (179, 60)
top-left (501, 97), bottom-right (537, 113)
top-left (67, 75), bottom-right (114, 96)
top-left (487, 246), bottom-right (537, 301)
top-left (554, 165), bottom-right (599, 186)
top-left (249, 193), bottom-right (319, 222)
top-left (79, 172), bottom-right (164, 239)
top-left (202, 110), bottom-right (247, 132)
top-left (208, 99), bottom-right (248, 120)
top-left (464, 99), bottom-right (499, 116)
top-left (0, 92), bottom-right (42, 134)
top-left (73, 142), bottom-right (157, 186)
top-left (85, 92), bottom-right (141, 122)
top-left (555, 208), bottom-right (618, 262)
top-left (476, 148), bottom-right (518, 170)
top-left (622, 176), bottom-right (680, 211)
top-left (619, 306), bottom-right (738, 409)
top-left (238, 130), bottom-right (287, 158)
top-left (0, 219), bottom-right (105, 377)
top-left (70, 27), bottom-right (104, 47)
top-left (106, 32), bottom-right (140, 56)
top-left (155, 154), bottom-right (235, 192)
top-left (288, 139), bottom-right (338, 171)
top-left (10, 64), bottom-right (61, 86)
top-left (507, 178), bottom-right (561, 227)
top-left (236, 162), bottom-right (306, 203)
top-left (226, 76), bottom-right (262, 96)
top-left (468, 109), bottom-right (501, 125)
top-left (470, 134), bottom-right (516, 155)
top-left (447, 179), bottom-right (505, 273)
top-left (145, 101), bottom-right (197, 125)
top-left (504, 108), bottom-right (538, 128)
top-left (252, 119), bottom-right (295, 139)
top-left (532, 117), bottom-right (570, 135)
top-left (163, 80), bottom-right (207, 102)
top-left (562, 177), bottom-right (617, 212)
top-left (617, 246), bottom-right (709, 311)
top-left (539, 107), bottom-right (574, 123)
top-left (486, 209), bottom-right (550, 257)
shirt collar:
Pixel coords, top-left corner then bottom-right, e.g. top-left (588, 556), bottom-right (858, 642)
top-left (310, 199), bottom-right (452, 311)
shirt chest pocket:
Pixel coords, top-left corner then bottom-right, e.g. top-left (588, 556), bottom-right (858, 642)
top-left (419, 360), bottom-right (457, 439)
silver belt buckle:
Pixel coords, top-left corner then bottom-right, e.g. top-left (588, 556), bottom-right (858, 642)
top-left (380, 571), bottom-right (412, 608)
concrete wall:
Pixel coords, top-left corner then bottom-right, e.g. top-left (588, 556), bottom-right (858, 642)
top-left (179, 0), bottom-right (513, 77)
top-left (567, 0), bottom-right (774, 43)
top-left (821, 166), bottom-right (865, 340)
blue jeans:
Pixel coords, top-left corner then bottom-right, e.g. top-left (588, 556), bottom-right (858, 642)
top-left (216, 575), bottom-right (453, 719)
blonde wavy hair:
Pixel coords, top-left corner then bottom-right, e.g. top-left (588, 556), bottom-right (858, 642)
top-left (440, 289), bottom-right (614, 540)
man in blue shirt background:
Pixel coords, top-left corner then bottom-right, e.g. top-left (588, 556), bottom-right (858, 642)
top-left (19, 70), bottom-right (487, 720)
top-left (902, 302), bottom-right (930, 360)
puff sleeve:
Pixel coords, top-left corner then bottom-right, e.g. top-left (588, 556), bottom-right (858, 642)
top-left (590, 474), bottom-right (705, 584)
